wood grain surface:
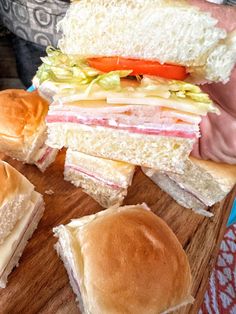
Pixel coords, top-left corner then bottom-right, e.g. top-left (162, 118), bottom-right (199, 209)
top-left (0, 151), bottom-right (235, 314)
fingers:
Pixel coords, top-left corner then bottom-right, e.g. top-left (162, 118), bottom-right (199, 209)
top-left (190, 140), bottom-right (201, 159)
top-left (187, 0), bottom-right (236, 32)
top-left (201, 67), bottom-right (236, 117)
top-left (192, 110), bottom-right (236, 164)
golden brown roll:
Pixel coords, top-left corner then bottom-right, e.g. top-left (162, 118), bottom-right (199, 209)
top-left (0, 89), bottom-right (58, 171)
top-left (54, 203), bottom-right (193, 313)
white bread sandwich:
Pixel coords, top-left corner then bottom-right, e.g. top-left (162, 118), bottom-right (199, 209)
top-left (0, 160), bottom-right (44, 288)
top-left (32, 0), bottom-right (234, 173)
top-left (64, 149), bottom-right (135, 207)
top-left (0, 89), bottom-right (58, 172)
top-left (54, 203), bottom-right (193, 314)
top-left (142, 158), bottom-right (236, 217)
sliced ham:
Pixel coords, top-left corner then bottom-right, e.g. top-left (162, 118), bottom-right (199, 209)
top-left (47, 114), bottom-right (198, 139)
top-left (47, 102), bottom-right (200, 139)
top-left (36, 146), bottom-right (55, 165)
top-left (50, 103), bottom-right (201, 124)
top-left (65, 164), bottom-right (123, 189)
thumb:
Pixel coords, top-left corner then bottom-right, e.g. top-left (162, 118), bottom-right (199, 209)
top-left (190, 139), bottom-right (202, 159)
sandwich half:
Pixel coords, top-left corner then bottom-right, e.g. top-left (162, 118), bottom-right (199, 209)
top-left (0, 160), bottom-right (44, 288)
top-left (33, 0), bottom-right (232, 173)
top-left (142, 158), bottom-right (236, 217)
top-left (64, 149), bottom-right (135, 207)
top-left (40, 55), bottom-right (218, 173)
top-left (0, 89), bottom-right (58, 172)
top-left (54, 203), bottom-right (193, 314)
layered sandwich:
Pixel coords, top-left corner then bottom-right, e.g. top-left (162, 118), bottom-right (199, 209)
top-left (54, 203), bottom-right (193, 314)
top-left (0, 161), bottom-right (44, 288)
top-left (142, 158), bottom-right (236, 217)
top-left (0, 89), bottom-right (58, 172)
top-left (32, 0), bottom-right (236, 173)
top-left (64, 149), bottom-right (135, 207)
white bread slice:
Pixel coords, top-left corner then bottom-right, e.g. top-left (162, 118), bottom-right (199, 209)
top-left (142, 157), bottom-right (236, 216)
top-left (58, 0), bottom-right (235, 83)
top-left (189, 30), bottom-right (236, 83)
top-left (46, 122), bottom-right (194, 173)
top-left (64, 149), bottom-right (135, 207)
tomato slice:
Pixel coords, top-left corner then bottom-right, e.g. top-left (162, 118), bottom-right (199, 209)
top-left (88, 57), bottom-right (187, 80)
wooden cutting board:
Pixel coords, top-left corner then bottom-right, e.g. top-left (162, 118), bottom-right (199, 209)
top-left (0, 151), bottom-right (235, 314)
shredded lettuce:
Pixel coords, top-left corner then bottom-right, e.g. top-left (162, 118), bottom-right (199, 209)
top-left (36, 47), bottom-right (131, 92)
top-left (140, 77), bottom-right (212, 104)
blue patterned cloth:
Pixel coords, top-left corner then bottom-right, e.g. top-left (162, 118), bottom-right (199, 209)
top-left (228, 199), bottom-right (236, 226)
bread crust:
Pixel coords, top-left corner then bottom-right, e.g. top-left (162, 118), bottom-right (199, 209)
top-left (0, 90), bottom-right (49, 150)
top-left (0, 161), bottom-right (34, 208)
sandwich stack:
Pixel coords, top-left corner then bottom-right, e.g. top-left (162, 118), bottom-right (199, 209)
top-left (0, 0), bottom-right (236, 312)
top-left (33, 0), bottom-right (236, 211)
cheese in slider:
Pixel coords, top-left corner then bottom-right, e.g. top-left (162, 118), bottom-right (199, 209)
top-left (0, 161), bottom-right (44, 288)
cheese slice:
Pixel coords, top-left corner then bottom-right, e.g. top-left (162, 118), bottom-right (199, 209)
top-left (0, 192), bottom-right (41, 275)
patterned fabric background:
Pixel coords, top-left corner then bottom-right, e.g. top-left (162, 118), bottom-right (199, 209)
top-left (224, 0), bottom-right (236, 5)
top-left (199, 224), bottom-right (236, 314)
top-left (0, 0), bottom-right (69, 47)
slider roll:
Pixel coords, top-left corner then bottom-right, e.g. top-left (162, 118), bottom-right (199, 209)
top-left (54, 204), bottom-right (193, 313)
top-left (0, 89), bottom-right (58, 172)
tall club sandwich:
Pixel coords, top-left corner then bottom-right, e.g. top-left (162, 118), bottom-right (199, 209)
top-left (64, 149), bottom-right (135, 207)
top-left (0, 161), bottom-right (44, 288)
top-left (54, 204), bottom-right (193, 313)
top-left (33, 0), bottom-right (236, 173)
top-left (142, 158), bottom-right (236, 217)
top-left (0, 90), bottom-right (58, 172)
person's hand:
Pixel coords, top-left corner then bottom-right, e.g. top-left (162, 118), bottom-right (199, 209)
top-left (188, 0), bottom-right (236, 164)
